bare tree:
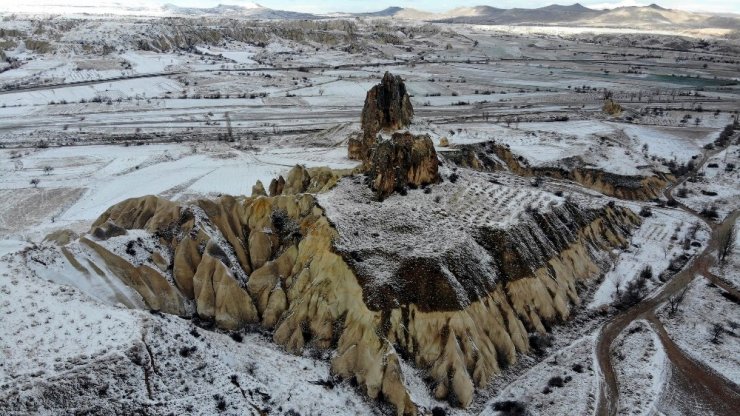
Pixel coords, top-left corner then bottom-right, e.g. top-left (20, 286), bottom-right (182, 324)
top-left (711, 323), bottom-right (724, 344)
top-left (30, 178), bottom-right (40, 188)
top-left (718, 225), bottom-right (735, 267)
top-left (668, 287), bottom-right (688, 316)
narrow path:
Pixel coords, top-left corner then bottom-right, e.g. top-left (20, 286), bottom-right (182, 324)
top-left (646, 314), bottom-right (740, 415)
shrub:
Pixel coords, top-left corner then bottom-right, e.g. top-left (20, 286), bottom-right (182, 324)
top-left (431, 407), bottom-right (447, 416)
top-left (214, 394), bottom-right (227, 412)
top-left (639, 266), bottom-right (653, 280)
top-left (615, 276), bottom-right (647, 309)
top-left (639, 206), bottom-right (652, 217)
top-left (179, 346), bottom-right (197, 357)
top-left (492, 400), bottom-right (527, 416)
top-left (700, 205), bottom-right (719, 220)
top-left (711, 323), bottom-right (724, 344)
top-left (547, 376), bottom-right (565, 388)
top-left (528, 333), bottom-right (553, 356)
top-left (448, 173), bottom-right (459, 183)
top-left (572, 363), bottom-right (584, 373)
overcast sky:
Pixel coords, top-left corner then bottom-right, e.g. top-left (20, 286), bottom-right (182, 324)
top-left (146, 0), bottom-right (740, 14)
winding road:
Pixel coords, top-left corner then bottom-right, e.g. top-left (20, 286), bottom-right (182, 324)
top-left (594, 140), bottom-right (740, 415)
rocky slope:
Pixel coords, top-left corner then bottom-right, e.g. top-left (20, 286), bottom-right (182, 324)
top-left (445, 140), bottom-right (672, 200)
top-left (41, 157), bottom-right (640, 414)
top-left (369, 132), bottom-right (440, 200)
top-left (22, 70), bottom-right (655, 414)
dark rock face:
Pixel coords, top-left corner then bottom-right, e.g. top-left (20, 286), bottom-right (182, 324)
top-left (268, 175), bottom-right (285, 196)
top-left (347, 131), bottom-right (376, 162)
top-left (350, 72), bottom-right (414, 161)
top-left (369, 132), bottom-right (439, 199)
top-left (361, 71), bottom-right (413, 137)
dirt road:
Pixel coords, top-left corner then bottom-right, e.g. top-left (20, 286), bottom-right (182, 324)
top-left (594, 143), bottom-right (740, 416)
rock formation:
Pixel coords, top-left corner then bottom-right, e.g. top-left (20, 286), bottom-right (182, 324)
top-left (369, 132), bottom-right (440, 199)
top-left (41, 73), bottom-right (650, 416)
top-left (349, 71), bottom-right (414, 161)
top-left (49, 162), bottom-right (641, 415)
top-left (251, 180), bottom-right (267, 197)
top-left (603, 98), bottom-right (623, 115)
top-left (266, 165), bottom-right (344, 197)
top-left (361, 71), bottom-right (413, 137)
top-left (447, 140), bottom-right (671, 200)
top-left (347, 131), bottom-right (375, 162)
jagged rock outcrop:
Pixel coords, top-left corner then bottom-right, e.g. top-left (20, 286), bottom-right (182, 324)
top-left (267, 165), bottom-right (344, 196)
top-left (361, 71), bottom-right (413, 137)
top-left (251, 180), bottom-right (267, 197)
top-left (447, 140), bottom-right (671, 200)
top-left (369, 132), bottom-right (440, 200)
top-left (268, 175), bottom-right (285, 196)
top-left (603, 99), bottom-right (623, 115)
top-left (52, 165), bottom-right (640, 415)
top-left (319, 172), bottom-right (640, 408)
top-left (349, 72), bottom-right (414, 161)
top-left (347, 131), bottom-right (376, 162)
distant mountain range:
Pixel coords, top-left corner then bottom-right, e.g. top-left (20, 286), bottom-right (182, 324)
top-left (360, 3), bottom-right (739, 29)
top-left (160, 3), bottom-right (315, 20)
top-left (2, 2), bottom-right (738, 29)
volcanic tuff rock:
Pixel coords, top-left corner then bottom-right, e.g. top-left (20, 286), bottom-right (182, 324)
top-left (446, 140), bottom-right (671, 200)
top-left (369, 132), bottom-right (440, 199)
top-left (266, 164), bottom-right (345, 197)
top-left (47, 158), bottom-right (642, 415)
top-left (349, 71), bottom-right (414, 161)
top-left (361, 71), bottom-right (413, 137)
top-left (37, 73), bottom-right (650, 415)
top-left (603, 98), bottom-right (623, 115)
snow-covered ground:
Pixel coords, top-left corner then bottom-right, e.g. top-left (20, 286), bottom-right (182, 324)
top-left (0, 142), bottom-right (358, 241)
top-left (0, 11), bottom-right (737, 415)
top-left (657, 278), bottom-right (740, 384)
top-left (612, 320), bottom-right (668, 416)
top-left (484, 334), bottom-right (598, 416)
top-left (677, 145), bottom-right (740, 221)
top-left (589, 205), bottom-right (709, 310)
top-left (0, 251), bottom-right (376, 414)
top-left (711, 223), bottom-right (740, 290)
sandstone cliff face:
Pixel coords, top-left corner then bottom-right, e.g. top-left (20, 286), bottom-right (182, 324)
top-left (447, 140), bottom-right (672, 200)
top-left (369, 132), bottom-right (440, 200)
top-left (56, 162), bottom-right (640, 415)
top-left (349, 71), bottom-right (414, 161)
top-left (60, 190), bottom-right (418, 414)
top-left (266, 165), bottom-right (345, 197)
top-left (318, 171), bottom-right (640, 409)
